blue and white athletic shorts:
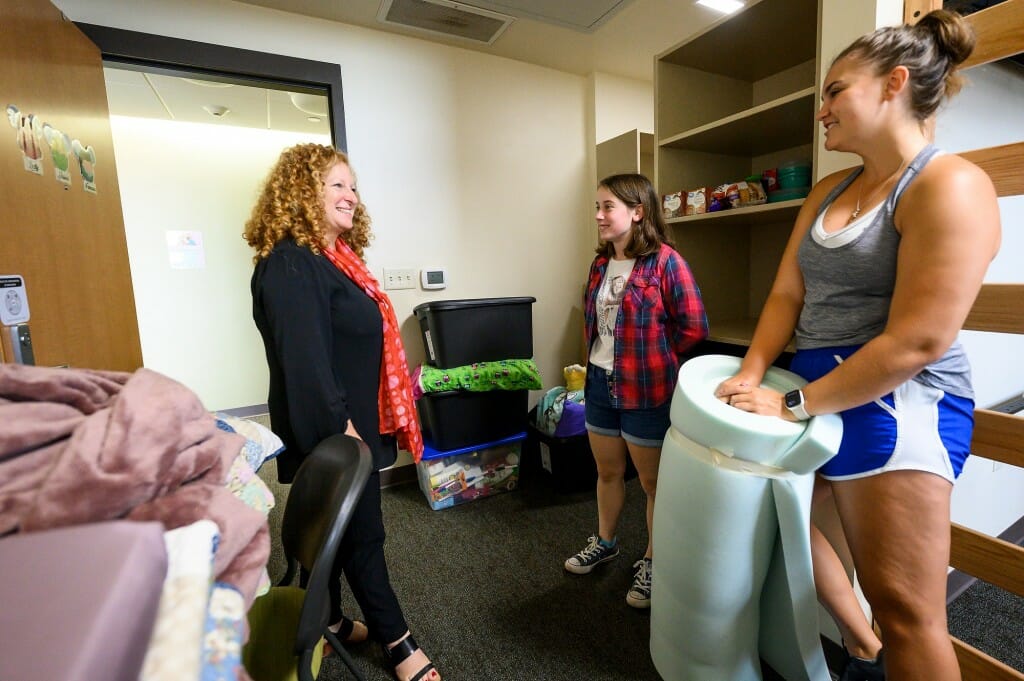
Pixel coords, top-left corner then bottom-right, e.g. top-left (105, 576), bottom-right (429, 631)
top-left (789, 345), bottom-right (974, 482)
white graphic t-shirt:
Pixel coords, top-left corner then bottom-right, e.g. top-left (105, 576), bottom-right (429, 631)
top-left (590, 257), bottom-right (635, 370)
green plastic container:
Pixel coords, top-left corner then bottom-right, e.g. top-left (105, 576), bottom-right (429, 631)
top-left (767, 186), bottom-right (810, 202)
top-left (777, 161), bottom-right (811, 190)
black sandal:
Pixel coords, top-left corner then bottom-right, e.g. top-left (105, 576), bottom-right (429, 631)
top-left (324, 616), bottom-right (369, 657)
top-left (382, 634), bottom-right (437, 681)
top-left (332, 615), bottom-right (369, 644)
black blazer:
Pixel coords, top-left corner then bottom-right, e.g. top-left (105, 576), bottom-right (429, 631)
top-left (252, 239), bottom-right (397, 482)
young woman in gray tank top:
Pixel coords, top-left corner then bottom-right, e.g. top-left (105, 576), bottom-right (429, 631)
top-left (715, 10), bottom-right (1000, 681)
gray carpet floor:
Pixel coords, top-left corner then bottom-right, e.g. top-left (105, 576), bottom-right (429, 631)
top-left (262, 457), bottom-right (663, 680)
top-left (947, 579), bottom-right (1024, 673)
top-left (257, 456), bottom-right (1022, 680)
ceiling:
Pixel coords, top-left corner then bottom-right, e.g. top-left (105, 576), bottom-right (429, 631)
top-left (101, 0), bottom-right (730, 132)
top-left (103, 66), bottom-right (333, 135)
top-left (92, 1), bottom-right (1024, 143)
top-left (232, 0), bottom-right (721, 81)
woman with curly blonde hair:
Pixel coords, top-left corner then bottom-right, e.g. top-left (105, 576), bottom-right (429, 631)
top-left (246, 143), bottom-right (440, 681)
top-left (245, 144), bottom-right (373, 260)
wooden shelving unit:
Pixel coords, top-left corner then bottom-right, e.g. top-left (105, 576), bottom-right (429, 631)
top-left (667, 198), bottom-right (804, 228)
top-left (660, 88), bottom-right (816, 156)
top-left (655, 0), bottom-right (820, 347)
top-left (596, 128), bottom-right (654, 183)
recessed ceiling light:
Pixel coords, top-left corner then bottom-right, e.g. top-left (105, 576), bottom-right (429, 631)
top-left (289, 93), bottom-right (328, 118)
top-left (696, 0), bottom-right (744, 14)
top-left (202, 104), bottom-right (230, 117)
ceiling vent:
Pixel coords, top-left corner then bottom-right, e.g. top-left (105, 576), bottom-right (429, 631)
top-left (378, 0), bottom-right (514, 45)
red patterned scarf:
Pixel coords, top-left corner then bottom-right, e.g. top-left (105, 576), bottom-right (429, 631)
top-left (322, 239), bottom-right (424, 462)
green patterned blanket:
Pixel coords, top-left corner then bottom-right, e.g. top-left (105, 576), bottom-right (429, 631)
top-left (413, 359), bottom-right (541, 397)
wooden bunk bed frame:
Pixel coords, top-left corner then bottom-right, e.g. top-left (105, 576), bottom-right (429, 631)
top-left (905, 1), bottom-right (1024, 678)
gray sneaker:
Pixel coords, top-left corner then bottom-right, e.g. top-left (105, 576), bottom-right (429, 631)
top-left (564, 535), bottom-right (619, 574)
top-left (626, 557), bottom-right (652, 608)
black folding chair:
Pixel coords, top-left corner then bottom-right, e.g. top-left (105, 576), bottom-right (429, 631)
top-left (244, 434), bottom-right (372, 681)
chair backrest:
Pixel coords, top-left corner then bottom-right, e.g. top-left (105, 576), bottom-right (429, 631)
top-left (280, 434), bottom-right (373, 654)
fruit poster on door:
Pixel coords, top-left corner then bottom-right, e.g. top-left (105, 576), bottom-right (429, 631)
top-left (7, 104), bottom-right (98, 194)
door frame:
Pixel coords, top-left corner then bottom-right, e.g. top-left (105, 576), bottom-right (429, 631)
top-left (76, 23), bottom-right (347, 150)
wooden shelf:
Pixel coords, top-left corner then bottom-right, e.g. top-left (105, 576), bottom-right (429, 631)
top-left (658, 0), bottom-right (818, 80)
top-left (668, 199), bottom-right (803, 228)
top-left (597, 129), bottom-right (654, 183)
top-left (656, 0), bottom-right (819, 351)
top-left (708, 317), bottom-right (795, 352)
top-left (708, 318), bottom-right (759, 346)
top-left (660, 87), bottom-right (815, 156)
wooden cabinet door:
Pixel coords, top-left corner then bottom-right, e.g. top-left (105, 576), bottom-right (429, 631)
top-left (0, 0), bottom-right (141, 371)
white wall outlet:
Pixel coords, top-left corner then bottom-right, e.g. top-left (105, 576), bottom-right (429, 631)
top-left (383, 267), bottom-right (416, 290)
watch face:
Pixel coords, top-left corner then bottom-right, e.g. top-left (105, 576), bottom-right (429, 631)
top-left (785, 390), bottom-right (802, 408)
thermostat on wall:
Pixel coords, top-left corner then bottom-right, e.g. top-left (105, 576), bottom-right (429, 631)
top-left (420, 268), bottom-right (447, 290)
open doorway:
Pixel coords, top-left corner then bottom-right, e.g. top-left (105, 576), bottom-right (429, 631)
top-left (82, 24), bottom-right (347, 411)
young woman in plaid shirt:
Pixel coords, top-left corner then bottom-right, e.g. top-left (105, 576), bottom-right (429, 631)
top-left (564, 173), bottom-right (708, 608)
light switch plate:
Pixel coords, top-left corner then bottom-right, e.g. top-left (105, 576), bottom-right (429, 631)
top-left (383, 268), bottom-right (416, 290)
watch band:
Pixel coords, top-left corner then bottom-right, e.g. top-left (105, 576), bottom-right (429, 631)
top-left (785, 389), bottom-right (811, 421)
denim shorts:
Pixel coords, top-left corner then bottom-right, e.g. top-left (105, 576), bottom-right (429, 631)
top-left (584, 364), bottom-right (671, 447)
top-left (790, 346), bottom-right (974, 482)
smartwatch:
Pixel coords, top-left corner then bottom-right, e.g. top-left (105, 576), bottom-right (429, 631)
top-left (784, 389), bottom-right (811, 421)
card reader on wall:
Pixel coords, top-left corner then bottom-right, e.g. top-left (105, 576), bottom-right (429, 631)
top-left (0, 274), bottom-right (34, 365)
top-left (421, 268), bottom-right (447, 290)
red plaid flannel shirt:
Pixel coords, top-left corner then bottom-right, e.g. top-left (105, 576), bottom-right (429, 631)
top-left (584, 243), bottom-right (707, 409)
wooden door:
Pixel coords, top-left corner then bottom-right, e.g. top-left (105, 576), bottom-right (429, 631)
top-left (0, 0), bottom-right (141, 371)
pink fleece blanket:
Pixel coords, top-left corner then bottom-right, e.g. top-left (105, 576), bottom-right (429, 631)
top-left (0, 364), bottom-right (269, 605)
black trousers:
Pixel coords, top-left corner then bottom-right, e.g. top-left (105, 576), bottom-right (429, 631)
top-left (327, 471), bottom-right (408, 643)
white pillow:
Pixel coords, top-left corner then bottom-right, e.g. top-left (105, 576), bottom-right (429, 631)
top-left (214, 413), bottom-right (284, 472)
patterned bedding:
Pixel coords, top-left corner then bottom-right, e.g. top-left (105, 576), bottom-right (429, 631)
top-left (0, 364), bottom-right (282, 681)
top-left (140, 415), bottom-right (281, 681)
top-left (140, 519), bottom-right (251, 681)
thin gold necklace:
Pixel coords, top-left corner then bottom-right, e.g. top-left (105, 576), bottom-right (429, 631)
top-left (848, 159), bottom-right (907, 224)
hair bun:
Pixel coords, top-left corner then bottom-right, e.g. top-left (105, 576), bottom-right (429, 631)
top-left (916, 8), bottom-right (976, 67)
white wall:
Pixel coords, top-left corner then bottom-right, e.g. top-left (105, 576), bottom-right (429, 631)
top-left (56, 0), bottom-right (597, 465)
top-left (934, 61), bottom-right (1024, 538)
top-left (593, 72), bottom-right (654, 144)
top-left (107, 116), bottom-right (329, 411)
top-left (815, 0), bottom-right (904, 179)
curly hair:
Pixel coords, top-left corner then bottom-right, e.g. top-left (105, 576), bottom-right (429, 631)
top-left (244, 143), bottom-right (373, 261)
top-left (595, 173), bottom-right (675, 259)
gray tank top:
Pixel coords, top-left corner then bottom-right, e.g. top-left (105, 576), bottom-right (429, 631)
top-left (795, 144), bottom-right (973, 399)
